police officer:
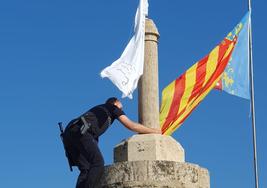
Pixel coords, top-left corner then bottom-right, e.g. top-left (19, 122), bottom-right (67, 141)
top-left (63, 97), bottom-right (161, 188)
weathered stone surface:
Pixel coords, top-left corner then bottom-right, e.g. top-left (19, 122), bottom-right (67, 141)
top-left (99, 161), bottom-right (210, 188)
top-left (138, 18), bottom-right (160, 129)
top-left (114, 134), bottom-right (185, 163)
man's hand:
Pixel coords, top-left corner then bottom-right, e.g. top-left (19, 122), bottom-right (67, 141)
top-left (138, 127), bottom-right (162, 134)
top-left (151, 128), bottom-right (162, 134)
top-left (118, 115), bottom-right (162, 134)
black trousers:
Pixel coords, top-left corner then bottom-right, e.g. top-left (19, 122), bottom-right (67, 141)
top-left (63, 124), bottom-right (104, 188)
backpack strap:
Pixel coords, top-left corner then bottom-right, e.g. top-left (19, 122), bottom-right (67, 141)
top-left (80, 116), bottom-right (92, 135)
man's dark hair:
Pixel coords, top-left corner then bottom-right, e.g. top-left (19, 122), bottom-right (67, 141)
top-left (105, 97), bottom-right (118, 105)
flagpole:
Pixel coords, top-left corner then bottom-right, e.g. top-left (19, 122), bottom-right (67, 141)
top-left (248, 0), bottom-right (259, 188)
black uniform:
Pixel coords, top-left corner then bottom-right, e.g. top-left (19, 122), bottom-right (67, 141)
top-left (63, 103), bottom-right (125, 188)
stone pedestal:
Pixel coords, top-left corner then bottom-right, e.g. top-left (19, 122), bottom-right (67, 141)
top-left (99, 134), bottom-right (210, 188)
top-left (114, 134), bottom-right (184, 163)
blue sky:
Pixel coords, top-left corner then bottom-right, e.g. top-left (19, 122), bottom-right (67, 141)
top-left (0, 0), bottom-right (266, 187)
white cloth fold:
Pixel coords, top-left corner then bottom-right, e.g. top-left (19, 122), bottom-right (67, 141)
top-left (100, 0), bottom-right (148, 99)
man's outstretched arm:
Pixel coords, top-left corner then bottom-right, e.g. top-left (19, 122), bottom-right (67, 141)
top-left (118, 115), bottom-right (161, 134)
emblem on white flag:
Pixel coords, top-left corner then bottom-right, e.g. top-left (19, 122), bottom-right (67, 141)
top-left (100, 0), bottom-right (148, 99)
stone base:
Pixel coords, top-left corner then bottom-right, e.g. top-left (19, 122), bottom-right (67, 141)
top-left (114, 134), bottom-right (185, 163)
top-left (99, 161), bottom-right (210, 188)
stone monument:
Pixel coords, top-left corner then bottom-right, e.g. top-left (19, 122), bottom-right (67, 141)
top-left (99, 19), bottom-right (210, 188)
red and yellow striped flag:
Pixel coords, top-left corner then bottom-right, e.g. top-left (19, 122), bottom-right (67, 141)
top-left (160, 37), bottom-right (237, 135)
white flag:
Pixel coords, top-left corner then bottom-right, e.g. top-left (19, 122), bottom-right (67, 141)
top-left (100, 0), bottom-right (148, 99)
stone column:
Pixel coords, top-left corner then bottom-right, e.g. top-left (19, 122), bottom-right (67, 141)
top-left (138, 18), bottom-right (160, 129)
top-left (99, 18), bottom-right (210, 188)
